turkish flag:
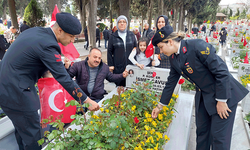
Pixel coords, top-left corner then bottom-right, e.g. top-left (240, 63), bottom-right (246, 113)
top-left (50, 4), bottom-right (80, 61)
top-left (37, 78), bottom-right (76, 124)
top-left (244, 38), bottom-right (248, 47)
top-left (58, 43), bottom-right (80, 61)
top-left (186, 34), bottom-right (190, 37)
top-left (171, 9), bottom-right (173, 15)
top-left (241, 36), bottom-right (244, 42)
top-left (145, 37), bottom-right (154, 58)
top-left (206, 36), bottom-right (209, 43)
top-left (213, 34), bottom-right (217, 39)
top-left (50, 4), bottom-right (59, 27)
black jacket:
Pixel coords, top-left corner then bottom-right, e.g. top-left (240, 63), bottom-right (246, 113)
top-left (201, 26), bottom-right (206, 33)
top-left (0, 27), bottom-right (88, 111)
top-left (66, 58), bottom-right (124, 100)
top-left (103, 29), bottom-right (109, 40)
top-left (219, 28), bottom-right (227, 41)
top-left (96, 27), bottom-right (100, 38)
top-left (143, 28), bottom-right (153, 37)
top-left (161, 39), bottom-right (248, 115)
top-left (107, 30), bottom-right (137, 74)
top-left (20, 24), bottom-right (30, 32)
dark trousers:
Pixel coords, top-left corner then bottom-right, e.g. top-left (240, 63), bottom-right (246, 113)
top-left (96, 37), bottom-right (100, 47)
top-left (104, 39), bottom-right (108, 48)
top-left (220, 40), bottom-right (226, 46)
top-left (195, 97), bottom-right (237, 150)
top-left (1, 106), bottom-right (42, 150)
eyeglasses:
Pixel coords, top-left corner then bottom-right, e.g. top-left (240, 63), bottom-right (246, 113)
top-left (118, 21), bottom-right (127, 24)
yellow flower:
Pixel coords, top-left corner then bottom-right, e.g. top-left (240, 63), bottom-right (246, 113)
top-left (121, 146), bottom-right (125, 150)
top-left (121, 93), bottom-right (125, 97)
top-left (145, 131), bottom-right (148, 135)
top-left (150, 129), bottom-right (155, 134)
top-left (105, 109), bottom-right (109, 113)
top-left (147, 117), bottom-right (153, 122)
top-left (154, 143), bottom-right (159, 150)
top-left (141, 141), bottom-right (145, 146)
top-left (131, 105), bottom-right (136, 111)
top-left (90, 121), bottom-right (93, 124)
top-left (163, 106), bottom-right (168, 111)
top-left (144, 125), bottom-right (150, 131)
top-left (171, 111), bottom-right (174, 114)
top-left (110, 106), bottom-right (113, 110)
top-left (100, 108), bottom-right (104, 112)
top-left (120, 105), bottom-right (124, 109)
top-left (152, 121), bottom-right (157, 127)
top-left (91, 115), bottom-right (99, 119)
top-left (116, 126), bottom-right (118, 128)
top-left (165, 135), bottom-right (170, 141)
top-left (158, 114), bottom-right (163, 120)
top-left (130, 89), bottom-right (134, 92)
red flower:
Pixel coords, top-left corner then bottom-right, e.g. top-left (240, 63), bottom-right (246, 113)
top-left (115, 101), bottom-right (119, 106)
top-left (155, 94), bottom-right (157, 97)
top-left (178, 79), bottom-right (185, 84)
top-left (134, 117), bottom-right (139, 124)
top-left (152, 72), bottom-right (156, 77)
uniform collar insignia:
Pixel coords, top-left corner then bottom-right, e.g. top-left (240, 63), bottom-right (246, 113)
top-left (182, 46), bottom-right (187, 54)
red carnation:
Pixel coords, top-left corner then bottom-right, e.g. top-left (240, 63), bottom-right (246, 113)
top-left (134, 117), bottom-right (139, 124)
top-left (178, 79), bottom-right (185, 84)
top-left (115, 101), bottom-right (119, 106)
top-left (152, 72), bottom-right (156, 77)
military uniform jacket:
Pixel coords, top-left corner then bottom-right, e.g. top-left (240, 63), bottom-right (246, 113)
top-left (0, 27), bottom-right (88, 112)
top-left (160, 39), bottom-right (249, 115)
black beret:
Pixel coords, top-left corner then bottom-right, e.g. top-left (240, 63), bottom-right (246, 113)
top-left (56, 12), bottom-right (82, 35)
top-left (152, 25), bottom-right (173, 46)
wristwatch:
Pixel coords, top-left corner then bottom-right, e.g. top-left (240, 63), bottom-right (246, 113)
top-left (157, 105), bottom-right (162, 111)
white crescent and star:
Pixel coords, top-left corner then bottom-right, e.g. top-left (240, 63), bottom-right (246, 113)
top-left (48, 89), bottom-right (68, 112)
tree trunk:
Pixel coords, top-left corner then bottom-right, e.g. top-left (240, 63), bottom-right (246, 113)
top-left (8, 0), bottom-right (18, 29)
top-left (118, 0), bottom-right (130, 30)
top-left (77, 0), bottom-right (86, 33)
top-left (181, 7), bottom-right (185, 32)
top-left (173, 4), bottom-right (178, 32)
top-left (87, 0), bottom-right (98, 48)
top-left (188, 15), bottom-right (192, 34)
top-left (178, 3), bottom-right (183, 32)
top-left (49, 0), bottom-right (61, 16)
top-left (148, 0), bottom-right (153, 29)
top-left (3, 5), bottom-right (7, 20)
top-left (109, 0), bottom-right (113, 29)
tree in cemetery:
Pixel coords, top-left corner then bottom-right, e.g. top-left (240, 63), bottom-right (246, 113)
top-left (7, 0), bottom-right (18, 29)
top-left (39, 0), bottom-right (68, 16)
top-left (239, 9), bottom-right (247, 19)
top-left (130, 0), bottom-right (148, 30)
top-left (23, 0), bottom-right (45, 27)
top-left (234, 8), bottom-right (240, 18)
top-left (118, 0), bottom-right (130, 29)
top-left (228, 8), bottom-right (233, 18)
top-left (65, 5), bottom-right (71, 14)
top-left (15, 0), bottom-right (30, 17)
top-left (0, 0), bottom-right (8, 20)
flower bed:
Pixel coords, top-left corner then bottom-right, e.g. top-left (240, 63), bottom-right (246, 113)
top-left (240, 74), bottom-right (250, 87)
top-left (39, 81), bottom-right (178, 150)
top-left (181, 78), bottom-right (196, 92)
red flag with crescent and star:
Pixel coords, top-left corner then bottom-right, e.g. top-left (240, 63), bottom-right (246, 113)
top-left (50, 4), bottom-right (80, 61)
top-left (145, 37), bottom-right (154, 58)
top-left (37, 78), bottom-right (76, 124)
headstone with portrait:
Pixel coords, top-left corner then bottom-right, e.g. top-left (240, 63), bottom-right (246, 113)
top-left (126, 65), bottom-right (180, 93)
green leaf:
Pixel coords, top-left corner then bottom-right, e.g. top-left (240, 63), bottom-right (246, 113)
top-left (37, 138), bottom-right (44, 146)
top-left (124, 142), bottom-right (129, 148)
top-left (65, 101), bottom-right (71, 107)
top-left (110, 141), bottom-right (116, 149)
top-left (70, 115), bottom-right (75, 119)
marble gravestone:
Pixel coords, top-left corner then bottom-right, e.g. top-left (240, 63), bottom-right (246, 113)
top-left (126, 65), bottom-right (171, 93)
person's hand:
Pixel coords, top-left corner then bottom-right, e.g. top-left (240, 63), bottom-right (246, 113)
top-left (136, 63), bottom-right (144, 69)
top-left (122, 69), bottom-right (129, 78)
top-left (84, 97), bottom-right (100, 111)
top-left (64, 57), bottom-right (71, 69)
top-left (158, 54), bottom-right (161, 60)
top-left (109, 66), bottom-right (114, 72)
top-left (216, 101), bottom-right (231, 119)
top-left (152, 60), bottom-right (156, 66)
top-left (152, 105), bottom-right (162, 119)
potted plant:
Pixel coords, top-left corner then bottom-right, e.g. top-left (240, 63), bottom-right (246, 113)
top-left (39, 80), bottom-right (179, 150)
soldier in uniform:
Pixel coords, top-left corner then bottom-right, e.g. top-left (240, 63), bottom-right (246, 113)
top-left (0, 12), bottom-right (99, 150)
top-left (151, 25), bottom-right (249, 150)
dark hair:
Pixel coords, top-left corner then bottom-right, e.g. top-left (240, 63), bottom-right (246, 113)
top-left (136, 37), bottom-right (149, 55)
top-left (89, 47), bottom-right (102, 54)
top-left (23, 21), bottom-right (27, 24)
top-left (128, 69), bottom-right (134, 74)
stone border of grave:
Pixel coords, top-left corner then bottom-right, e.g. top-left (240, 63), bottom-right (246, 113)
top-left (0, 116), bottom-right (15, 140)
top-left (241, 112), bottom-right (250, 143)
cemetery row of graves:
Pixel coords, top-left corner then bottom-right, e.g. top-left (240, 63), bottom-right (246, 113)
top-left (1, 20), bottom-right (250, 149)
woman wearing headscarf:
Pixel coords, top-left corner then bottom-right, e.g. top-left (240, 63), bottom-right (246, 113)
top-left (107, 15), bottom-right (137, 86)
top-left (147, 15), bottom-right (171, 69)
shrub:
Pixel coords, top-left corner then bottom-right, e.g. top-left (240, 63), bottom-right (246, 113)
top-left (23, 0), bottom-right (45, 27)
